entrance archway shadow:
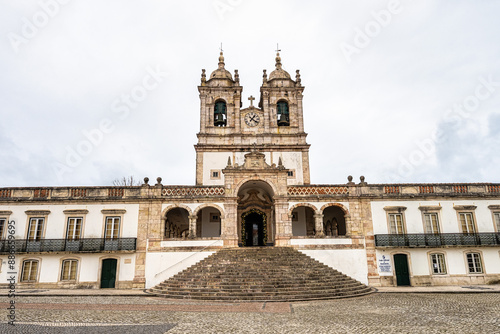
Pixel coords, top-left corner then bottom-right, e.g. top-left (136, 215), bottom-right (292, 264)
top-left (241, 209), bottom-right (267, 247)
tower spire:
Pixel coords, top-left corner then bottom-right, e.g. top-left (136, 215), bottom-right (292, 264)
top-left (275, 43), bottom-right (282, 69)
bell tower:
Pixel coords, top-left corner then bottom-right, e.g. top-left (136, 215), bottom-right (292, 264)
top-left (195, 51), bottom-right (310, 186)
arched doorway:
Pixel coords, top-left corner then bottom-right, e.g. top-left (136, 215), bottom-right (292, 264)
top-left (196, 206), bottom-right (222, 238)
top-left (291, 206), bottom-right (315, 236)
top-left (164, 207), bottom-right (190, 239)
top-left (241, 209), bottom-right (267, 246)
top-left (323, 206), bottom-right (347, 236)
top-left (237, 180), bottom-right (275, 246)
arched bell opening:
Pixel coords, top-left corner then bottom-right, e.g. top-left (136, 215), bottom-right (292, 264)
top-left (277, 100), bottom-right (290, 126)
top-left (214, 99), bottom-right (227, 127)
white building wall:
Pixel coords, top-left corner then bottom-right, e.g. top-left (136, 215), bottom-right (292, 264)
top-left (0, 253), bottom-right (136, 285)
top-left (202, 151), bottom-right (305, 185)
top-left (371, 199), bottom-right (500, 234)
top-left (145, 250), bottom-right (215, 288)
top-left (1, 203), bottom-right (139, 239)
top-left (301, 249), bottom-right (368, 284)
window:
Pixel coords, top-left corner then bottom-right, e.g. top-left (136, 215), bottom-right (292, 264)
top-left (287, 170), bottom-right (294, 177)
top-left (0, 218), bottom-right (5, 239)
top-left (494, 212), bottom-right (500, 232)
top-left (27, 218), bottom-right (44, 241)
top-left (430, 253), bottom-right (447, 274)
top-left (66, 217), bottom-right (82, 240)
top-left (61, 259), bottom-right (78, 281)
top-left (214, 100), bottom-right (227, 127)
top-left (389, 213), bottom-right (404, 234)
top-left (459, 212), bottom-right (476, 234)
top-left (277, 100), bottom-right (289, 126)
top-left (104, 217), bottom-right (120, 239)
top-left (466, 252), bottom-right (483, 274)
top-left (21, 260), bottom-right (38, 282)
top-left (424, 213), bottom-right (440, 234)
top-left (210, 169), bottom-right (221, 180)
top-left (210, 213), bottom-right (220, 223)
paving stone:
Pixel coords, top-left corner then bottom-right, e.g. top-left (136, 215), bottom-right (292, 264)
top-left (0, 293), bottom-right (498, 333)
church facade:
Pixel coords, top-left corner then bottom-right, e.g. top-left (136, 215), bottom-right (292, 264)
top-left (1, 53), bottom-right (499, 290)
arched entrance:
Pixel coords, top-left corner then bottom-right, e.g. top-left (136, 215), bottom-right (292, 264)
top-left (237, 180), bottom-right (275, 246)
top-left (241, 209), bottom-right (267, 246)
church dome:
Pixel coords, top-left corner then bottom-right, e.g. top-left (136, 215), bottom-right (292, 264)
top-left (268, 52), bottom-right (291, 80)
top-left (209, 52), bottom-right (233, 80)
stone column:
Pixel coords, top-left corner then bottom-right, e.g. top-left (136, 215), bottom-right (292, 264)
top-left (314, 213), bottom-right (325, 237)
top-left (274, 197), bottom-right (291, 246)
top-left (222, 200), bottom-right (239, 247)
top-left (188, 215), bottom-right (198, 239)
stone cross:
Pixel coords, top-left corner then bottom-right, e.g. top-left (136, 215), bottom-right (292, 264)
top-left (248, 96), bottom-right (255, 107)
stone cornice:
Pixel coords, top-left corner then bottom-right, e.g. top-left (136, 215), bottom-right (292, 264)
top-left (25, 210), bottom-right (50, 215)
top-left (0, 183), bottom-right (498, 202)
top-left (383, 206), bottom-right (407, 212)
top-left (101, 209), bottom-right (127, 214)
top-left (453, 205), bottom-right (477, 211)
top-left (418, 206), bottom-right (442, 211)
top-left (63, 209), bottom-right (89, 214)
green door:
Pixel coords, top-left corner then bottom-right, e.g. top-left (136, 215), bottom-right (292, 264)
top-left (100, 259), bottom-right (117, 288)
top-left (394, 254), bottom-right (410, 286)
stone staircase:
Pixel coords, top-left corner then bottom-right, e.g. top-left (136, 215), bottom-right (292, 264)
top-left (147, 247), bottom-right (374, 301)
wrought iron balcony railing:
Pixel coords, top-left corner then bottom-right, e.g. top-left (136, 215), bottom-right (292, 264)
top-left (0, 238), bottom-right (137, 254)
top-left (375, 233), bottom-right (500, 247)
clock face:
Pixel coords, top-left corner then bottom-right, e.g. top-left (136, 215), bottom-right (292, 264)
top-left (244, 112), bottom-right (260, 127)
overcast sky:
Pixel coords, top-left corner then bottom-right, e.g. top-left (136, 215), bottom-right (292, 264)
top-left (1, 0), bottom-right (499, 187)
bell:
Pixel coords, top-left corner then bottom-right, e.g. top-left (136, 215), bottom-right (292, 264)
top-left (277, 113), bottom-right (289, 126)
top-left (214, 113), bottom-right (226, 126)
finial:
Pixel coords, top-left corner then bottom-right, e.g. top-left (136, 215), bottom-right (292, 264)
top-left (278, 157), bottom-right (284, 169)
top-left (295, 70), bottom-right (301, 86)
top-left (234, 69), bottom-right (239, 84)
top-left (218, 51), bottom-right (225, 69)
top-left (275, 43), bottom-right (282, 69)
top-left (143, 177), bottom-right (149, 186)
top-left (227, 156), bottom-right (232, 167)
top-left (263, 69), bottom-right (268, 85)
top-left (347, 175), bottom-right (354, 185)
top-left (156, 177), bottom-right (162, 186)
top-left (201, 69), bottom-right (206, 85)
top-left (252, 142), bottom-right (257, 152)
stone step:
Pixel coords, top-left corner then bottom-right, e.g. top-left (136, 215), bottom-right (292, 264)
top-left (154, 284), bottom-right (366, 294)
top-left (147, 247), bottom-right (373, 301)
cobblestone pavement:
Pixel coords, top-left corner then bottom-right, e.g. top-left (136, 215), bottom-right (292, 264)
top-left (1, 293), bottom-right (499, 333)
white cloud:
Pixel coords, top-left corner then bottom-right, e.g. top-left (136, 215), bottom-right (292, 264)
top-left (0, 0), bottom-right (499, 187)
